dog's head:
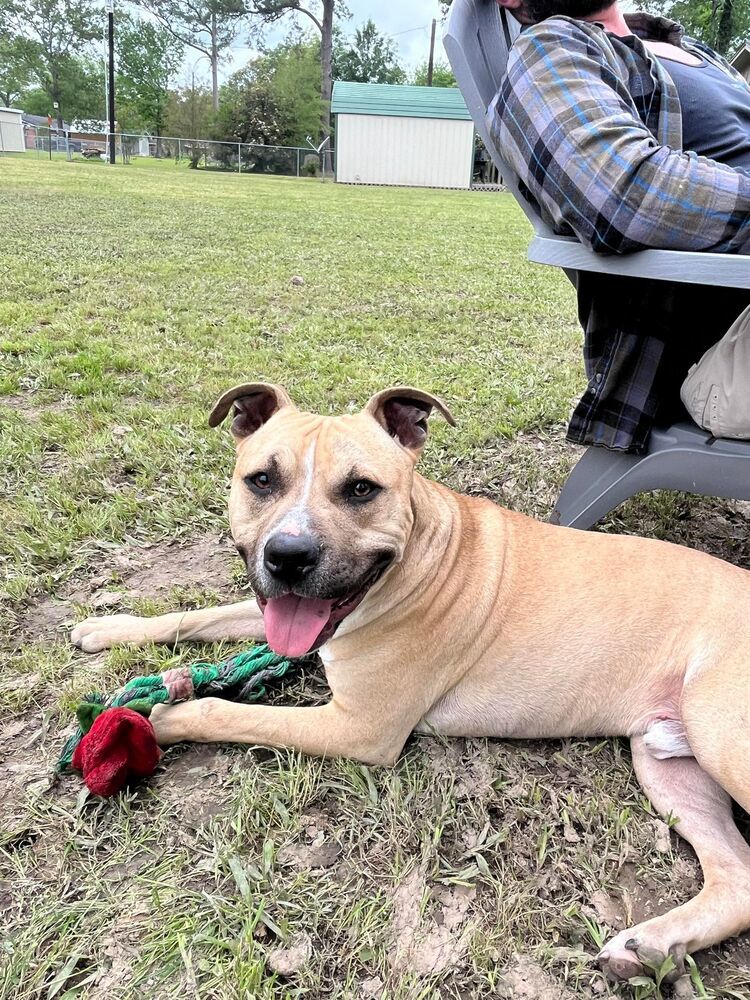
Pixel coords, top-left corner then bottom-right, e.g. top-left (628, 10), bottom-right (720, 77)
top-left (209, 382), bottom-right (455, 657)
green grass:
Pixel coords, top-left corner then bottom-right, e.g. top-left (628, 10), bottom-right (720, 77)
top-left (2, 157), bottom-right (749, 1000)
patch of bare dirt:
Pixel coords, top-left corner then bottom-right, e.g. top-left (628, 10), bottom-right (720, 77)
top-left (15, 532), bottom-right (242, 643)
top-left (87, 901), bottom-right (153, 998)
top-left (107, 533), bottom-right (241, 599)
top-left (154, 744), bottom-right (233, 829)
top-left (423, 737), bottom-right (499, 802)
top-left (617, 495), bottom-right (750, 568)
top-left (0, 707), bottom-right (52, 829)
top-left (616, 856), bottom-right (700, 927)
top-left (0, 392), bottom-right (69, 421)
top-left (278, 839), bottom-right (342, 870)
top-left (612, 854), bottom-right (750, 991)
top-left (584, 890), bottom-right (627, 933)
top-left (14, 595), bottom-right (77, 641)
top-left (267, 933), bottom-right (312, 976)
top-left (389, 867), bottom-right (475, 975)
top-left (498, 954), bottom-right (577, 999)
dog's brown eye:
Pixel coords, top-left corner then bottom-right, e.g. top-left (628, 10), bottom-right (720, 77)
top-left (347, 479), bottom-right (381, 504)
top-left (245, 472), bottom-right (272, 495)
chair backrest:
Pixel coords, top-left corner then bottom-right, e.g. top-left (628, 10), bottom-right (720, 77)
top-left (444, 0), bottom-right (750, 288)
top-left (444, 0), bottom-right (556, 236)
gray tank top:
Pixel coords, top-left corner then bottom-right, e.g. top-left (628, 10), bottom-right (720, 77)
top-left (658, 55), bottom-right (750, 168)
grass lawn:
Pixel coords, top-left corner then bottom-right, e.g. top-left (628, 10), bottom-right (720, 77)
top-left (1, 156), bottom-right (749, 1000)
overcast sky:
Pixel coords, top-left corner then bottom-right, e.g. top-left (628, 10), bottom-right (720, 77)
top-left (209, 1), bottom-right (447, 84)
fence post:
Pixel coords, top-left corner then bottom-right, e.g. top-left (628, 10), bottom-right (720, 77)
top-left (178, 137), bottom-right (182, 161)
top-left (297, 148), bottom-right (300, 177)
top-left (238, 142), bottom-right (241, 174)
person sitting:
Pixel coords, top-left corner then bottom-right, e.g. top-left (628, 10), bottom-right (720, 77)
top-left (487, 0), bottom-right (750, 452)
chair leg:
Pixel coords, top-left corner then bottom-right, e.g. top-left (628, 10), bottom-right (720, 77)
top-left (550, 423), bottom-right (750, 530)
top-left (549, 447), bottom-right (642, 530)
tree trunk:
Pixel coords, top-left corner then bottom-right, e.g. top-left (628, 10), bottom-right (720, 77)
top-left (211, 11), bottom-right (219, 113)
top-left (716, 0), bottom-right (734, 55)
top-left (320, 0), bottom-right (334, 170)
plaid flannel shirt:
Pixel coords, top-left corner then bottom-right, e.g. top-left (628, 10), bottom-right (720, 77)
top-left (488, 13), bottom-right (750, 452)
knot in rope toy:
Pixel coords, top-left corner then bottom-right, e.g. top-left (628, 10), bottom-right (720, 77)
top-left (57, 644), bottom-right (297, 797)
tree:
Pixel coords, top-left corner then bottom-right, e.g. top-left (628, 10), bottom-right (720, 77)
top-left (244, 0), bottom-right (345, 145)
top-left (333, 19), bottom-right (405, 84)
top-left (1, 0), bottom-right (100, 128)
top-left (0, 33), bottom-right (39, 107)
top-left (412, 60), bottom-right (456, 88)
top-left (116, 13), bottom-right (183, 147)
top-left (634, 0), bottom-right (749, 56)
top-left (133, 0), bottom-right (246, 112)
top-left (165, 74), bottom-right (214, 139)
top-left (218, 35), bottom-right (321, 146)
top-left (21, 55), bottom-right (103, 121)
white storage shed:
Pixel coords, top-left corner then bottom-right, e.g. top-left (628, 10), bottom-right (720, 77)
top-left (331, 82), bottom-right (475, 189)
top-left (732, 44), bottom-right (750, 84)
top-left (0, 108), bottom-right (25, 153)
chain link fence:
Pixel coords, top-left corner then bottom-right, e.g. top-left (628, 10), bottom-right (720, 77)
top-left (13, 124), bottom-right (333, 178)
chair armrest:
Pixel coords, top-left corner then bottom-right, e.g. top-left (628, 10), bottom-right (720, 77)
top-left (528, 235), bottom-right (750, 289)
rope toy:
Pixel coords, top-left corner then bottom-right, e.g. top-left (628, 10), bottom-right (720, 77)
top-left (57, 644), bottom-right (297, 797)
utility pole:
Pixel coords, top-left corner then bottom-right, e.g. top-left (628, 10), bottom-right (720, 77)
top-left (106, 0), bottom-right (116, 165)
top-left (427, 18), bottom-right (437, 86)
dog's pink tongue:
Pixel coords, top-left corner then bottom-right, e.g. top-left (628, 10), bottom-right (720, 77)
top-left (263, 595), bottom-right (334, 657)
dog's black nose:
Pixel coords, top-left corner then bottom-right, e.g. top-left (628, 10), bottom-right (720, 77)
top-left (264, 534), bottom-right (320, 585)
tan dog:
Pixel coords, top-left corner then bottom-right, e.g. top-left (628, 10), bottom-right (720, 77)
top-left (72, 383), bottom-right (750, 983)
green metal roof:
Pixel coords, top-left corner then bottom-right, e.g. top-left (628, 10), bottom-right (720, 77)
top-left (331, 82), bottom-right (471, 121)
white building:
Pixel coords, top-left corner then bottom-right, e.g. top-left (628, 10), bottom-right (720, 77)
top-left (0, 108), bottom-right (25, 153)
top-left (331, 82), bottom-right (475, 189)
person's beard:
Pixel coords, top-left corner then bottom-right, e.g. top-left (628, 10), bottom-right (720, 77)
top-left (519, 0), bottom-right (616, 23)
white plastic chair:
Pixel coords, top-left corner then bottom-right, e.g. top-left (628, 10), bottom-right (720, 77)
top-left (444, 0), bottom-right (750, 528)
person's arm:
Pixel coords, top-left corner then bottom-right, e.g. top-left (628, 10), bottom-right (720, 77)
top-left (488, 18), bottom-right (750, 255)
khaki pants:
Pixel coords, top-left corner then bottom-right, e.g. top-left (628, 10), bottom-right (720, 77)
top-left (681, 304), bottom-right (750, 439)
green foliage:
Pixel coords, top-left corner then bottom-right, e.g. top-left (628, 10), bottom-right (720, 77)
top-left (411, 59), bottom-right (457, 88)
top-left (634, 0), bottom-right (750, 56)
top-left (218, 35), bottom-right (322, 146)
top-left (116, 12), bottom-right (184, 137)
top-left (133, 0), bottom-right (248, 109)
top-left (333, 19), bottom-right (406, 84)
top-left (164, 78), bottom-right (215, 139)
top-left (243, 0), bottom-right (341, 140)
top-left (0, 33), bottom-right (39, 107)
top-left (136, 0), bottom-right (247, 54)
top-left (0, 0), bottom-right (100, 123)
top-left (13, 55), bottom-right (103, 122)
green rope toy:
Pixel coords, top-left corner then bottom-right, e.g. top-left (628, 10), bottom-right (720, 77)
top-left (58, 644), bottom-right (298, 796)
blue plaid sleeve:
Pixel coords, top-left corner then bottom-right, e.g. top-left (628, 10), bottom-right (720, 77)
top-left (488, 17), bottom-right (750, 255)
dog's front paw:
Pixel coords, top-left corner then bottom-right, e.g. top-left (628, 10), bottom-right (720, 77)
top-left (149, 701), bottom-right (199, 745)
top-left (71, 614), bottom-right (150, 653)
top-left (598, 926), bottom-right (687, 984)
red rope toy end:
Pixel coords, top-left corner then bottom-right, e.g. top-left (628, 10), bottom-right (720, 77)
top-left (72, 708), bottom-right (161, 797)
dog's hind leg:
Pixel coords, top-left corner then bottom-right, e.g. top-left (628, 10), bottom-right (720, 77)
top-left (71, 599), bottom-right (265, 653)
top-left (598, 735), bottom-right (750, 982)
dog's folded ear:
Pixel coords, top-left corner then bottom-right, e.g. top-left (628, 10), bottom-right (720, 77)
top-left (209, 383), bottom-right (294, 437)
top-left (365, 387), bottom-right (456, 456)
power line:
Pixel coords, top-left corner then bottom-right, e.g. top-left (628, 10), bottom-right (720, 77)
top-left (391, 23), bottom-right (432, 37)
